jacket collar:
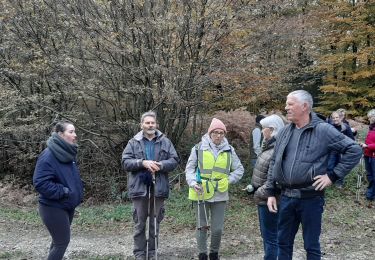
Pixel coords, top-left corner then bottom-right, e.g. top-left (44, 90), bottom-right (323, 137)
top-left (262, 137), bottom-right (276, 152)
top-left (290, 112), bottom-right (324, 130)
top-left (200, 133), bottom-right (231, 152)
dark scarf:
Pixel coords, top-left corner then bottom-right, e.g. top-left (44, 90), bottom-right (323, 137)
top-left (370, 123), bottom-right (375, 131)
top-left (261, 136), bottom-right (276, 152)
top-left (47, 133), bottom-right (78, 163)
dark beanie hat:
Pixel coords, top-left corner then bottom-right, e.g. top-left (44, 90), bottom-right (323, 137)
top-left (255, 115), bottom-right (265, 124)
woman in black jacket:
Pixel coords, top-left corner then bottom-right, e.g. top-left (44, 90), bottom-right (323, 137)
top-left (328, 111), bottom-right (355, 188)
top-left (33, 121), bottom-right (84, 260)
top-left (250, 114), bottom-right (285, 260)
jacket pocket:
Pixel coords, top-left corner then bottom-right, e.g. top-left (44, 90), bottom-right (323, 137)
top-left (158, 147), bottom-right (169, 161)
top-left (132, 207), bottom-right (138, 223)
top-left (292, 164), bottom-right (316, 188)
top-left (128, 173), bottom-right (147, 198)
top-left (217, 178), bottom-right (229, 192)
top-left (155, 173), bottom-right (169, 198)
top-left (60, 191), bottom-right (76, 210)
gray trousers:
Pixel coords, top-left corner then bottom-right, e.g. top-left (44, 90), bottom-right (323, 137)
top-left (196, 201), bottom-right (227, 254)
top-left (132, 187), bottom-right (165, 258)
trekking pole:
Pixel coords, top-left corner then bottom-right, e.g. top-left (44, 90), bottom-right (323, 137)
top-left (201, 192), bottom-right (210, 232)
top-left (196, 189), bottom-right (210, 236)
top-left (197, 190), bottom-right (201, 231)
top-left (355, 156), bottom-right (364, 203)
top-left (146, 182), bottom-right (151, 259)
top-left (152, 175), bottom-right (158, 260)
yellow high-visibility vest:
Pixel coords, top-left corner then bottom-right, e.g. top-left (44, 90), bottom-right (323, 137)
top-left (188, 148), bottom-right (231, 201)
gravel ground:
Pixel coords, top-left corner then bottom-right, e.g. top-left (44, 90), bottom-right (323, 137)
top-left (1, 183), bottom-right (375, 259)
top-left (1, 207), bottom-right (374, 260)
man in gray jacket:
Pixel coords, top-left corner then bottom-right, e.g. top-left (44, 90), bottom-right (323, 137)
top-left (266, 90), bottom-right (362, 260)
top-left (122, 111), bottom-right (179, 260)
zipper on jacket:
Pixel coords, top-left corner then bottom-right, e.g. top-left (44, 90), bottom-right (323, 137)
top-left (289, 125), bottom-right (313, 187)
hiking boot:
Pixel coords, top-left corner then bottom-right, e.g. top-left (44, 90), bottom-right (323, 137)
top-left (198, 253), bottom-right (208, 260)
top-left (209, 252), bottom-right (219, 260)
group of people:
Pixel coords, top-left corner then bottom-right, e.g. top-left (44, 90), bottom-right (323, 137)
top-left (32, 90), bottom-right (374, 260)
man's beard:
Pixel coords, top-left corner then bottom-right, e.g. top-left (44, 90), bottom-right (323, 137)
top-left (145, 129), bottom-right (156, 135)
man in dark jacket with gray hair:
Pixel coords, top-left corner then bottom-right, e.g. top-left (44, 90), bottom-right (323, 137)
top-left (122, 111), bottom-right (179, 260)
top-left (266, 90), bottom-right (362, 260)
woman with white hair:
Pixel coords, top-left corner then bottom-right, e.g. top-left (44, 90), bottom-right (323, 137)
top-left (250, 114), bottom-right (285, 260)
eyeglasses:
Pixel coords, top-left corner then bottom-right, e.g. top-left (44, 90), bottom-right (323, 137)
top-left (211, 131), bottom-right (225, 136)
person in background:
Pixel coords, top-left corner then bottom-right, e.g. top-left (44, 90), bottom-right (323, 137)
top-left (186, 118), bottom-right (244, 260)
top-left (251, 114), bottom-right (285, 260)
top-left (33, 121), bottom-right (84, 260)
top-left (328, 111), bottom-right (355, 188)
top-left (250, 115), bottom-right (265, 167)
top-left (337, 108), bottom-right (358, 138)
top-left (266, 90), bottom-right (362, 260)
top-left (122, 111), bottom-right (179, 260)
top-left (360, 109), bottom-right (375, 207)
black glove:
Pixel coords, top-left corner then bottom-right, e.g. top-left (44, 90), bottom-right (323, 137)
top-left (139, 170), bottom-right (152, 187)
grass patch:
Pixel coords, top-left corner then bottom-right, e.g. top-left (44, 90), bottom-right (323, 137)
top-left (0, 250), bottom-right (26, 259)
top-left (1, 165), bottom-right (368, 234)
top-left (0, 206), bottom-right (40, 225)
top-left (164, 187), bottom-right (196, 230)
top-left (165, 185), bottom-right (258, 231)
top-left (69, 250), bottom-right (125, 259)
top-left (0, 202), bottom-right (134, 231)
top-left (74, 203), bottom-right (132, 227)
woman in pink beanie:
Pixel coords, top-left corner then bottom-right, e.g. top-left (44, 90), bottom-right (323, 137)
top-left (186, 118), bottom-right (244, 260)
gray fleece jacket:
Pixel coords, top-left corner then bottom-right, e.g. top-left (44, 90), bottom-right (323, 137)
top-left (265, 112), bottom-right (362, 198)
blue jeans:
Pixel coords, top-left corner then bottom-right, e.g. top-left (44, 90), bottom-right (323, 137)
top-left (365, 156), bottom-right (375, 200)
top-left (277, 196), bottom-right (325, 260)
top-left (258, 205), bottom-right (278, 260)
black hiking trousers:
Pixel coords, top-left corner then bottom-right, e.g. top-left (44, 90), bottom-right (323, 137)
top-left (39, 204), bottom-right (74, 260)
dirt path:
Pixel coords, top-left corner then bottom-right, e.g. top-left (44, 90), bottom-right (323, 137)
top-left (1, 215), bottom-right (374, 260)
top-left (0, 219), bottom-right (262, 259)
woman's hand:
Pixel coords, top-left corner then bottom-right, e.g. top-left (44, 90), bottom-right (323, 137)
top-left (193, 184), bottom-right (203, 194)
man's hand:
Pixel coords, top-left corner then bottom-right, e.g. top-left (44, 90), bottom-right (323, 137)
top-left (313, 174), bottom-right (332, 191)
top-left (142, 160), bottom-right (161, 174)
top-left (267, 196), bottom-right (278, 213)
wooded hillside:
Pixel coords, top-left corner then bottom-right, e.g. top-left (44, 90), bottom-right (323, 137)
top-left (1, 0), bottom-right (374, 199)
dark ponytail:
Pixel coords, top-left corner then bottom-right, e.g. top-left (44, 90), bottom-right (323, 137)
top-left (53, 121), bottom-right (73, 134)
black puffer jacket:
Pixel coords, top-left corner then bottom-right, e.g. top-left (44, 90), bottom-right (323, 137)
top-left (251, 137), bottom-right (276, 205)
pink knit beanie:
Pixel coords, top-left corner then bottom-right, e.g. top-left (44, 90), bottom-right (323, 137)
top-left (208, 118), bottom-right (227, 134)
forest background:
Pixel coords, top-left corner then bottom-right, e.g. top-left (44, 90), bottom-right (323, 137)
top-left (0, 0), bottom-right (375, 200)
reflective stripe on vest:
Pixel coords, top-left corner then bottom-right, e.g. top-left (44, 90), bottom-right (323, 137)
top-left (188, 149), bottom-right (231, 201)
